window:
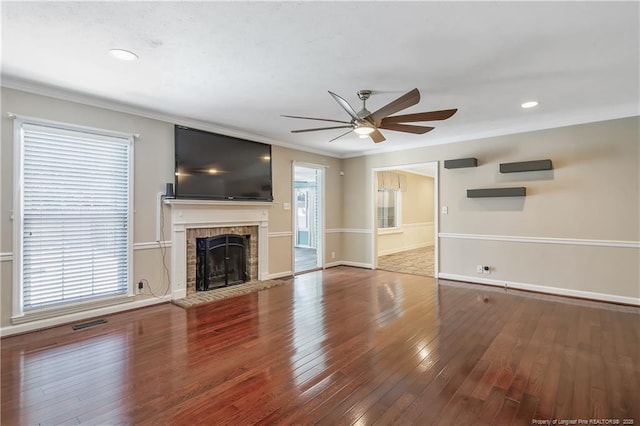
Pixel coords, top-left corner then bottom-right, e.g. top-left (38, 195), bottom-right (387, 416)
top-left (377, 189), bottom-right (401, 229)
top-left (14, 117), bottom-right (133, 318)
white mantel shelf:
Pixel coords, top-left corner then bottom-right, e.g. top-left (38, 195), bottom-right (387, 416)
top-left (164, 198), bottom-right (274, 207)
top-left (166, 200), bottom-right (270, 300)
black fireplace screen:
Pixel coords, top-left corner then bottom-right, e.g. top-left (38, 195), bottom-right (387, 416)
top-left (196, 234), bottom-right (249, 291)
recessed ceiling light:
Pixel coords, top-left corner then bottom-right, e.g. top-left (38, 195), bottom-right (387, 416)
top-left (109, 49), bottom-right (138, 61)
top-left (521, 101), bottom-right (539, 109)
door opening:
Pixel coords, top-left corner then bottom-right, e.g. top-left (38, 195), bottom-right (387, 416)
top-left (293, 164), bottom-right (324, 274)
top-left (372, 162), bottom-right (439, 278)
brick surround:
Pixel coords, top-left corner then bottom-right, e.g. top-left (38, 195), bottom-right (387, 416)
top-left (166, 200), bottom-right (270, 300)
top-left (185, 226), bottom-right (259, 296)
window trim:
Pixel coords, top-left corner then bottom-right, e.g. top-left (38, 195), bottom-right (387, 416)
top-left (12, 115), bottom-right (135, 322)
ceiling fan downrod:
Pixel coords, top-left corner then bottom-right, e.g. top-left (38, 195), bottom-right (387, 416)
top-left (356, 90), bottom-right (372, 119)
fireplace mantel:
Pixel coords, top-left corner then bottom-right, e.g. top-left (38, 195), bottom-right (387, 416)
top-left (165, 199), bottom-right (274, 207)
top-left (165, 199), bottom-right (270, 300)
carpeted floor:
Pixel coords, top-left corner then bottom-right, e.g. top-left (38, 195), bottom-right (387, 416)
top-left (172, 280), bottom-right (285, 308)
top-left (377, 245), bottom-right (435, 277)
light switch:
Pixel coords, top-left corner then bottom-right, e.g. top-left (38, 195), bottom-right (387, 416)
top-left (442, 206), bottom-right (448, 214)
top-left (283, 202), bottom-right (291, 210)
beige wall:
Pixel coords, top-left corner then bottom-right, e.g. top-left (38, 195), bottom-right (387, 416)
top-left (1, 85), bottom-right (638, 333)
top-left (402, 172), bottom-right (434, 224)
top-left (344, 117), bottom-right (640, 301)
top-left (268, 145), bottom-right (343, 274)
top-left (1, 88), bottom-right (174, 328)
top-left (0, 87), bottom-right (342, 329)
top-left (377, 171), bottom-right (435, 256)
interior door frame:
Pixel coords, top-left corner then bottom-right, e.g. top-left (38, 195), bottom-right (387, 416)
top-left (371, 162), bottom-right (439, 277)
top-left (292, 162), bottom-right (325, 274)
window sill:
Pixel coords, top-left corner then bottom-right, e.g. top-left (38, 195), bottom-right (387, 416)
top-left (12, 294), bottom-right (134, 325)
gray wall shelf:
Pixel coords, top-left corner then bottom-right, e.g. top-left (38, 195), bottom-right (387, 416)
top-left (500, 159), bottom-right (552, 173)
top-left (467, 187), bottom-right (526, 198)
top-left (444, 157), bottom-right (477, 169)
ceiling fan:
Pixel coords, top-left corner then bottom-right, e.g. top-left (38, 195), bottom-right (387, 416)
top-left (282, 88), bottom-right (457, 143)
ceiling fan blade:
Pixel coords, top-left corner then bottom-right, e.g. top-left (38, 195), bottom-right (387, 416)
top-left (369, 129), bottom-right (386, 143)
top-left (378, 123), bottom-right (435, 134)
top-left (328, 91), bottom-right (360, 121)
top-left (328, 130), bottom-right (354, 143)
top-left (369, 88), bottom-right (420, 122)
top-left (281, 114), bottom-right (351, 124)
top-left (291, 125), bottom-right (353, 133)
top-left (382, 109), bottom-right (458, 124)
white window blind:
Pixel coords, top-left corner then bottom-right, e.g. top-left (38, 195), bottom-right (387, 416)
top-left (19, 121), bottom-right (132, 312)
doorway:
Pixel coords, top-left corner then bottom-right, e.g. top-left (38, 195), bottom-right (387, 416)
top-left (372, 162), bottom-right (438, 277)
top-left (293, 164), bottom-right (324, 274)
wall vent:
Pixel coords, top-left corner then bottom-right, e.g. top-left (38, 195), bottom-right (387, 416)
top-left (71, 319), bottom-right (107, 330)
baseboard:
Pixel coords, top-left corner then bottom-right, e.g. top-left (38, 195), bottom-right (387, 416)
top-left (437, 273), bottom-right (640, 306)
top-left (266, 271), bottom-right (293, 280)
top-left (339, 261), bottom-right (374, 269)
top-left (378, 242), bottom-right (434, 257)
top-left (172, 289), bottom-right (187, 300)
top-left (323, 261), bottom-right (343, 269)
top-left (1, 295), bottom-right (172, 338)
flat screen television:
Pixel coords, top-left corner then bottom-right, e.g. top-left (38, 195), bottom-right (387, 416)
top-left (174, 125), bottom-right (273, 201)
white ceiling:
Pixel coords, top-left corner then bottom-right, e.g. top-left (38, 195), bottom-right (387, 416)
top-left (2, 1), bottom-right (638, 158)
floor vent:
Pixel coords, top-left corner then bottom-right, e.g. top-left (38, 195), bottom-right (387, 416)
top-left (71, 319), bottom-right (107, 330)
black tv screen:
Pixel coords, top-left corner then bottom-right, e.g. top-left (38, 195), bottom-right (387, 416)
top-left (174, 125), bottom-right (273, 201)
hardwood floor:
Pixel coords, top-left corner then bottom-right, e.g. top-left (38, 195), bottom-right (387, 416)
top-left (1, 267), bottom-right (639, 425)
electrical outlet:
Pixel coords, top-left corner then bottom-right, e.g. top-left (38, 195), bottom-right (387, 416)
top-left (331, 251), bottom-right (336, 259)
top-left (476, 265), bottom-right (483, 273)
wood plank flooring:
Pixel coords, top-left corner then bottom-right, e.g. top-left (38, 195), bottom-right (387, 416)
top-left (1, 266), bottom-right (639, 425)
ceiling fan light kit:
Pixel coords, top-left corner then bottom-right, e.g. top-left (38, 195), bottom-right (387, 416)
top-left (353, 125), bottom-right (375, 135)
top-left (283, 88), bottom-right (458, 144)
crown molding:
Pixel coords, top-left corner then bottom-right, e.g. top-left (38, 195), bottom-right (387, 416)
top-left (344, 102), bottom-right (639, 159)
top-left (3, 76), bottom-right (637, 161)
top-left (0, 76), bottom-right (341, 159)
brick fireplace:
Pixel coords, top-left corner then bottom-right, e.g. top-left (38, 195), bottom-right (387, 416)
top-left (166, 199), bottom-right (270, 300)
top-left (187, 226), bottom-right (258, 296)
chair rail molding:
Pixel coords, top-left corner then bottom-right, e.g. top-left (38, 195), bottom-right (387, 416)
top-left (133, 241), bottom-right (172, 250)
top-left (268, 231), bottom-right (293, 238)
top-left (438, 233), bottom-right (640, 248)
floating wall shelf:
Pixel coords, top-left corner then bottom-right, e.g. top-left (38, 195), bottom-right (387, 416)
top-left (467, 187), bottom-right (526, 198)
top-left (444, 157), bottom-right (478, 169)
top-left (500, 159), bottom-right (552, 173)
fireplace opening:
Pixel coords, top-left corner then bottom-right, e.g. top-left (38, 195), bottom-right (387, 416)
top-left (196, 234), bottom-right (249, 291)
